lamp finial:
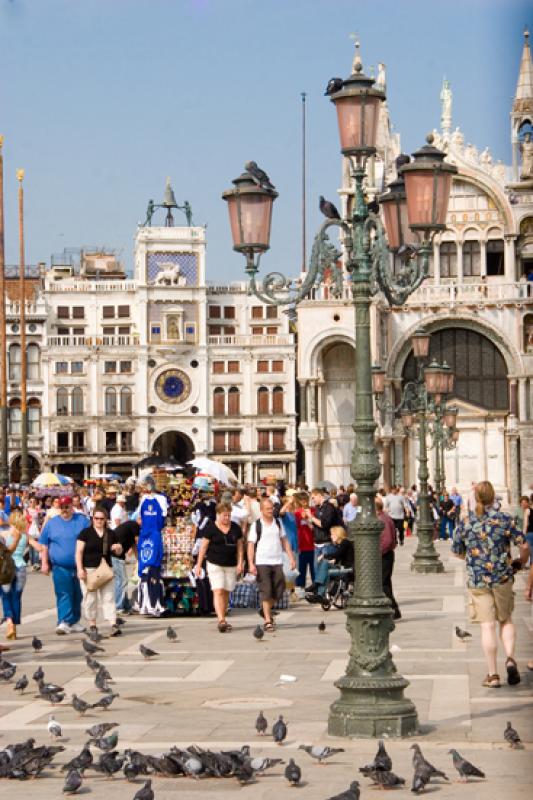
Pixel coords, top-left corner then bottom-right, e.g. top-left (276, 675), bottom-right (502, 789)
top-left (16, 168), bottom-right (24, 182)
top-left (349, 32), bottom-right (362, 73)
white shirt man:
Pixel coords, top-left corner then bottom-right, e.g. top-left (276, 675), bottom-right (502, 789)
top-left (110, 496), bottom-right (128, 529)
top-left (231, 490), bottom-right (249, 532)
top-left (247, 498), bottom-right (296, 630)
top-left (384, 488), bottom-right (407, 546)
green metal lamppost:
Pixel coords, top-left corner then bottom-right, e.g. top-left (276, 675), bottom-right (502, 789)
top-left (222, 43), bottom-right (456, 737)
top-left (373, 334), bottom-right (459, 574)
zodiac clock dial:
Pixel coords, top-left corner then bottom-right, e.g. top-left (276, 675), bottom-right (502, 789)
top-left (155, 369), bottom-right (191, 404)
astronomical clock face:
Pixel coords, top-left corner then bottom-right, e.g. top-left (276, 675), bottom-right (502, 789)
top-left (155, 369), bottom-right (191, 404)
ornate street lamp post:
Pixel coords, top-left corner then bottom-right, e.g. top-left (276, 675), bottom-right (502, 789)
top-left (396, 355), bottom-right (459, 570)
top-left (223, 43), bottom-right (456, 737)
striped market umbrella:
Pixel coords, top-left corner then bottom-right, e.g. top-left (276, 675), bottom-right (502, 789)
top-left (32, 472), bottom-right (74, 488)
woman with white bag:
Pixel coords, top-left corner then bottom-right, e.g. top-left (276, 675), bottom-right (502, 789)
top-left (76, 509), bottom-right (123, 637)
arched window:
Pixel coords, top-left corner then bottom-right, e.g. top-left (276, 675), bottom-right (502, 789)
top-left (105, 387), bottom-right (117, 416)
top-left (120, 387), bottom-right (132, 415)
top-left (402, 328), bottom-right (508, 410)
top-left (56, 388), bottom-right (69, 416)
top-left (213, 387), bottom-right (225, 416)
top-left (272, 386), bottom-right (284, 414)
top-left (257, 386), bottom-right (269, 414)
top-left (227, 386), bottom-right (240, 415)
top-left (27, 344), bottom-right (40, 380)
top-left (28, 399), bottom-right (41, 435)
top-left (8, 344), bottom-right (21, 382)
top-left (8, 400), bottom-right (21, 436)
top-left (439, 242), bottom-right (457, 278)
top-left (71, 387), bottom-right (84, 416)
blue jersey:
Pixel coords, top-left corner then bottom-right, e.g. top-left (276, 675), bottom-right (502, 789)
top-left (139, 496), bottom-right (164, 535)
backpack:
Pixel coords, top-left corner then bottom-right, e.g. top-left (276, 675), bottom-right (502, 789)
top-left (0, 540), bottom-right (16, 586)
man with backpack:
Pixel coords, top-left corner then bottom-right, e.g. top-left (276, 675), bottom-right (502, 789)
top-left (247, 498), bottom-right (296, 632)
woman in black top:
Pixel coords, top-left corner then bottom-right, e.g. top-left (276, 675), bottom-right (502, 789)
top-left (194, 502), bottom-right (244, 632)
top-left (76, 509), bottom-right (123, 636)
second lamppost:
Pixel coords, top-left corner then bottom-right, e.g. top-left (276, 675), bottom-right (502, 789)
top-left (223, 44), bottom-right (456, 736)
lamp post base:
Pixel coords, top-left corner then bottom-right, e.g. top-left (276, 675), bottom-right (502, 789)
top-left (328, 675), bottom-right (418, 738)
top-left (411, 551), bottom-right (445, 573)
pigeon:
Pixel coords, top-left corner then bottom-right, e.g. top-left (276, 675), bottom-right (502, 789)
top-left (0, 665), bottom-right (16, 681)
top-left (89, 732), bottom-right (118, 752)
top-left (124, 760), bottom-right (140, 781)
top-left (234, 760), bottom-right (255, 784)
top-left (32, 665), bottom-right (44, 682)
top-left (14, 674), bottom-right (28, 693)
top-left (133, 779), bottom-right (154, 800)
top-left (253, 624), bottom-right (264, 642)
top-left (71, 694), bottom-right (92, 716)
top-left (410, 744), bottom-right (448, 781)
top-left (93, 750), bottom-right (125, 778)
top-left (412, 761), bottom-right (435, 794)
top-left (95, 668), bottom-right (111, 693)
top-left (61, 745), bottom-right (93, 773)
top-left (31, 636), bottom-right (43, 652)
top-left (272, 715), bottom-right (287, 745)
top-left (88, 626), bottom-right (104, 644)
top-left (326, 781), bottom-right (360, 800)
top-left (49, 692), bottom-right (65, 705)
top-left (0, 658), bottom-right (14, 670)
top-left (448, 749), bottom-right (485, 782)
top-left (62, 768), bottom-right (83, 794)
top-left (324, 77), bottom-right (344, 96)
top-left (455, 626), bottom-right (472, 639)
top-left (318, 620), bottom-right (326, 633)
top-left (319, 195), bottom-right (341, 220)
top-left (255, 710), bottom-right (268, 735)
top-left (248, 756), bottom-right (283, 773)
top-left (285, 757), bottom-right (302, 785)
top-left (82, 638), bottom-right (104, 655)
top-left (374, 740), bottom-right (393, 772)
top-left (86, 655), bottom-right (102, 672)
top-left (91, 692), bottom-right (119, 710)
top-left (244, 160), bottom-right (276, 191)
top-left (166, 626), bottom-right (178, 642)
top-left (38, 679), bottom-right (64, 698)
top-left (48, 714), bottom-right (62, 739)
top-left (139, 644), bottom-right (158, 659)
top-left (504, 721), bottom-right (523, 749)
top-left (86, 721), bottom-right (119, 738)
top-left (363, 770), bottom-right (405, 788)
top-left (299, 744), bottom-right (344, 764)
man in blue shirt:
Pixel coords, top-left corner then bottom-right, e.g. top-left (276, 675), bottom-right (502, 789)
top-left (40, 496), bottom-right (88, 635)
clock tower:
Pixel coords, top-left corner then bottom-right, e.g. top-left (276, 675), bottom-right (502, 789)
top-left (134, 179), bottom-right (208, 464)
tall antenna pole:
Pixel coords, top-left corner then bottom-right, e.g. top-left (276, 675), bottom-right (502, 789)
top-left (18, 168), bottom-right (29, 485)
top-left (0, 138), bottom-right (8, 486)
top-left (301, 92), bottom-right (307, 273)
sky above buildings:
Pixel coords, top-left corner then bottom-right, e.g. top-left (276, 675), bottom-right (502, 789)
top-left (0, 0), bottom-right (531, 281)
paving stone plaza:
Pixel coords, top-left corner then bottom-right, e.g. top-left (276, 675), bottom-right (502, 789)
top-left (0, 539), bottom-right (531, 799)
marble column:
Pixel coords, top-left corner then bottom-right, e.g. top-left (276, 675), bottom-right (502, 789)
top-left (507, 430), bottom-right (520, 507)
top-left (299, 381), bottom-right (308, 424)
top-left (381, 437), bottom-right (392, 489)
top-left (393, 432), bottom-right (404, 487)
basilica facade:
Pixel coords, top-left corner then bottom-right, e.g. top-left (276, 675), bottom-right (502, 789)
top-left (4, 32), bottom-right (533, 503)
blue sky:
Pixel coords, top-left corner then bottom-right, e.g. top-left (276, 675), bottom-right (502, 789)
top-left (0, 0), bottom-right (531, 281)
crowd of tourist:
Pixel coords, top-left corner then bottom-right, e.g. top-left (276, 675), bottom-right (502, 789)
top-left (0, 476), bottom-right (531, 684)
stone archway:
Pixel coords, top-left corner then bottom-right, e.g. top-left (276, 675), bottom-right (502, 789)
top-left (321, 341), bottom-right (356, 486)
top-left (151, 431), bottom-right (194, 465)
top-left (10, 454), bottom-right (40, 484)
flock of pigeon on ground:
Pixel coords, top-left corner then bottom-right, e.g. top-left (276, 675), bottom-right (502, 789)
top-left (0, 620), bottom-right (527, 798)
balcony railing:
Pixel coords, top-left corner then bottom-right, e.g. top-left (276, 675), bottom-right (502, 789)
top-left (402, 281), bottom-right (531, 306)
top-left (47, 335), bottom-right (138, 348)
top-left (208, 334), bottom-right (292, 346)
top-left (47, 280), bottom-right (137, 293)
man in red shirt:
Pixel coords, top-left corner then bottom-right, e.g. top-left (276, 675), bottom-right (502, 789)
top-left (376, 498), bottom-right (401, 620)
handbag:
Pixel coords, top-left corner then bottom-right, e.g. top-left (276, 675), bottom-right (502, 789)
top-left (85, 529), bottom-right (114, 592)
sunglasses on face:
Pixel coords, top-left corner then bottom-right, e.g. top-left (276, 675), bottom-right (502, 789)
top-left (93, 516), bottom-right (106, 521)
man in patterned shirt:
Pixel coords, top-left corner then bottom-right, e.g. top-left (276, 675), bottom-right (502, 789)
top-left (452, 481), bottom-right (529, 688)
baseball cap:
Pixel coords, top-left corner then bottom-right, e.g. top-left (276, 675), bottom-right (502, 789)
top-left (59, 497), bottom-right (73, 508)
top-left (117, 494), bottom-right (126, 502)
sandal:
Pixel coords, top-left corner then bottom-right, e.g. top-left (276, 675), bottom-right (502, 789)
top-left (224, 622), bottom-right (233, 632)
top-left (482, 674), bottom-right (501, 688)
top-left (217, 621), bottom-right (228, 633)
top-left (505, 658), bottom-right (521, 686)
top-left (264, 622), bottom-right (275, 633)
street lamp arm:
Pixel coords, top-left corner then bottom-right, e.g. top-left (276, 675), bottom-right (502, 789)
top-left (247, 218), bottom-right (346, 307)
top-left (375, 378), bottom-right (421, 415)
